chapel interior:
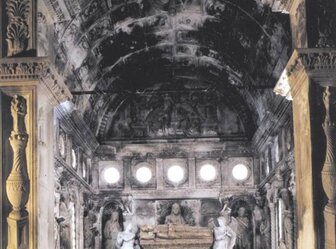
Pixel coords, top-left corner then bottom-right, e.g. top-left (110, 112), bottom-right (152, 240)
top-left (0, 0), bottom-right (335, 249)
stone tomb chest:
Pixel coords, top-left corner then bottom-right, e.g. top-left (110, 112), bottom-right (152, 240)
top-left (140, 224), bottom-right (213, 249)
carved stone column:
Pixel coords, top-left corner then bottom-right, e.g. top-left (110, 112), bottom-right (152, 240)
top-left (6, 95), bottom-right (30, 249)
top-left (321, 86), bottom-right (336, 249)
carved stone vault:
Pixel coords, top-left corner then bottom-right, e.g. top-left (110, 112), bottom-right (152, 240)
top-left (0, 0), bottom-right (336, 249)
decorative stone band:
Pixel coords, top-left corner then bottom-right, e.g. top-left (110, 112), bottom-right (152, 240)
top-left (274, 49), bottom-right (336, 100)
top-left (271, 0), bottom-right (294, 13)
top-left (0, 57), bottom-right (72, 104)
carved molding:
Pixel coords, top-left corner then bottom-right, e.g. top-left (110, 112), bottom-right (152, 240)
top-left (0, 57), bottom-right (72, 105)
top-left (271, 0), bottom-right (295, 13)
top-left (6, 95), bottom-right (30, 249)
top-left (274, 49), bottom-right (336, 100)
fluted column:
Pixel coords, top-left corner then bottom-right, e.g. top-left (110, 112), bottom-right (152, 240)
top-left (6, 95), bottom-right (30, 249)
top-left (322, 86), bottom-right (336, 249)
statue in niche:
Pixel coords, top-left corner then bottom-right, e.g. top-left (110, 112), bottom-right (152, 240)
top-left (209, 205), bottom-right (237, 249)
top-left (122, 194), bottom-right (134, 216)
top-left (279, 188), bottom-right (291, 211)
top-left (252, 193), bottom-right (265, 249)
top-left (104, 211), bottom-right (122, 249)
top-left (84, 209), bottom-right (98, 249)
top-left (117, 224), bottom-right (136, 249)
top-left (58, 193), bottom-right (72, 249)
top-left (283, 210), bottom-right (293, 249)
top-left (259, 217), bottom-right (270, 249)
top-left (165, 203), bottom-right (186, 225)
top-left (235, 207), bottom-right (252, 249)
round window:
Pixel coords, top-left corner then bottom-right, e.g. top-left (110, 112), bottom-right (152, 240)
top-left (104, 167), bottom-right (120, 184)
top-left (136, 166), bottom-right (152, 183)
top-left (167, 165), bottom-right (184, 183)
top-left (200, 164), bottom-right (216, 181)
top-left (232, 164), bottom-right (249, 181)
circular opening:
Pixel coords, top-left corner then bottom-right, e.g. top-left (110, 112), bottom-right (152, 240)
top-left (232, 164), bottom-right (249, 180)
top-left (104, 167), bottom-right (120, 184)
top-left (167, 165), bottom-right (184, 183)
top-left (71, 149), bottom-right (77, 169)
top-left (136, 166), bottom-right (152, 183)
top-left (200, 164), bottom-right (216, 181)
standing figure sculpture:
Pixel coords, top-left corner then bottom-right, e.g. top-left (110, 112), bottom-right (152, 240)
top-left (165, 203), bottom-right (186, 225)
top-left (117, 224), bottom-right (136, 249)
top-left (58, 194), bottom-right (72, 249)
top-left (210, 206), bottom-right (237, 249)
top-left (104, 211), bottom-right (122, 249)
top-left (235, 207), bottom-right (252, 249)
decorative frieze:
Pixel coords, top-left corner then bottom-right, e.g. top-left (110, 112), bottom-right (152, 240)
top-left (0, 57), bottom-right (72, 105)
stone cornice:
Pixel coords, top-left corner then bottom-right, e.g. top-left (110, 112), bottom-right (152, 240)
top-left (271, 0), bottom-right (295, 13)
top-left (274, 49), bottom-right (336, 100)
top-left (252, 95), bottom-right (291, 152)
top-left (55, 105), bottom-right (99, 154)
top-left (0, 57), bottom-right (73, 106)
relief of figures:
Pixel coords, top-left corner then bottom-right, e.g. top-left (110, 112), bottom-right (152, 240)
top-left (107, 91), bottom-right (245, 139)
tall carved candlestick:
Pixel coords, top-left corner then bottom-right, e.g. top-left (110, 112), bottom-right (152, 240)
top-left (322, 87), bottom-right (336, 249)
top-left (6, 95), bottom-right (30, 249)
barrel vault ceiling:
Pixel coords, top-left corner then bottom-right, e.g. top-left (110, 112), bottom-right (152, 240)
top-left (44, 0), bottom-right (292, 141)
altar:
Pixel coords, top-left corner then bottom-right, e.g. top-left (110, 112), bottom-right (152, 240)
top-left (139, 224), bottom-right (213, 249)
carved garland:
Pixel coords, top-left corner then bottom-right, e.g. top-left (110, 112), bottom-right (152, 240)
top-left (6, 0), bottom-right (30, 56)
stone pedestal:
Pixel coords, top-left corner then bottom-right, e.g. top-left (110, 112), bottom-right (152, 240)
top-left (7, 216), bottom-right (29, 249)
top-left (324, 209), bottom-right (336, 249)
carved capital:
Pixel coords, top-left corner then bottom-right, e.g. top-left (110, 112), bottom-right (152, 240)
top-left (274, 49), bottom-right (336, 101)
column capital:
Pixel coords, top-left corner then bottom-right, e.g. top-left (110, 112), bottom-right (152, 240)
top-left (0, 57), bottom-right (72, 106)
top-left (274, 49), bottom-right (336, 99)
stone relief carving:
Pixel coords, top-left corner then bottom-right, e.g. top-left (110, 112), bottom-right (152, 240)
top-left (6, 0), bottom-right (30, 56)
top-left (106, 92), bottom-right (245, 139)
top-left (116, 224), bottom-right (137, 249)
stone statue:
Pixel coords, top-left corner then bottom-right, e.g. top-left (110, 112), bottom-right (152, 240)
top-left (84, 209), bottom-right (98, 249)
top-left (260, 205), bottom-right (271, 249)
top-left (104, 211), bottom-right (122, 249)
top-left (235, 207), bottom-right (252, 249)
top-left (58, 194), bottom-right (72, 249)
top-left (252, 204), bottom-right (264, 249)
top-left (210, 206), bottom-right (236, 249)
top-left (117, 224), bottom-right (136, 249)
top-left (165, 203), bottom-right (186, 225)
top-left (283, 210), bottom-right (293, 249)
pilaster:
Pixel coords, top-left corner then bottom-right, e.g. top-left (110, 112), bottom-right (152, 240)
top-left (274, 48), bottom-right (336, 249)
top-left (0, 56), bottom-right (72, 249)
